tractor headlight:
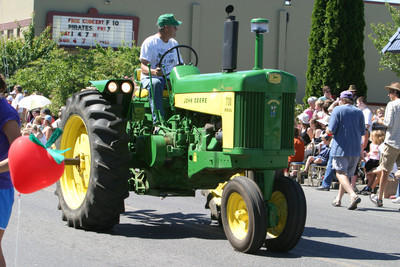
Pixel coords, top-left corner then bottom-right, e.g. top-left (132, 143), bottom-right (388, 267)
top-left (121, 82), bottom-right (132, 94)
top-left (108, 81), bottom-right (118, 93)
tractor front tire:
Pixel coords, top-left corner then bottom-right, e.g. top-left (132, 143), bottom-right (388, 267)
top-left (55, 90), bottom-right (130, 230)
top-left (264, 176), bottom-right (307, 252)
top-left (221, 177), bottom-right (267, 253)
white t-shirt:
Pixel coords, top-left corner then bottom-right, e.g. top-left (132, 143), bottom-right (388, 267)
top-left (140, 34), bottom-right (180, 79)
top-left (362, 107), bottom-right (372, 133)
top-left (12, 93), bottom-right (24, 113)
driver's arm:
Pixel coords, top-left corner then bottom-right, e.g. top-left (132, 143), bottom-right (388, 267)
top-left (140, 59), bottom-right (163, 77)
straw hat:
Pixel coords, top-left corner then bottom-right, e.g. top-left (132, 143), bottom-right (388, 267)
top-left (348, 85), bottom-right (357, 92)
top-left (384, 82), bottom-right (400, 91)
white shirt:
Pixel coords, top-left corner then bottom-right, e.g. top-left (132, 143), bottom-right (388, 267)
top-left (361, 107), bottom-right (372, 133)
top-left (383, 98), bottom-right (400, 149)
top-left (12, 93), bottom-right (24, 113)
top-left (140, 34), bottom-right (180, 79)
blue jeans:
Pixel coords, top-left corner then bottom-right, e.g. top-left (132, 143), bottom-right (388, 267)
top-left (142, 77), bottom-right (166, 124)
top-left (321, 152), bottom-right (336, 188)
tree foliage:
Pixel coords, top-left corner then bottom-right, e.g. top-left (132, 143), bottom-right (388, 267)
top-left (1, 20), bottom-right (140, 113)
top-left (10, 45), bottom-right (140, 111)
top-left (369, 4), bottom-right (400, 75)
top-left (0, 19), bottom-right (57, 78)
top-left (305, 0), bottom-right (367, 102)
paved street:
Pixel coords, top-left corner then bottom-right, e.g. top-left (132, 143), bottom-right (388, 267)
top-left (3, 183), bottom-right (400, 266)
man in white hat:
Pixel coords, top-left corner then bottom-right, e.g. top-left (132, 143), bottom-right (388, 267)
top-left (370, 82), bottom-right (400, 207)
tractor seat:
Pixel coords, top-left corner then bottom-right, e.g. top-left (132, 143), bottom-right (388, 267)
top-left (133, 69), bottom-right (170, 98)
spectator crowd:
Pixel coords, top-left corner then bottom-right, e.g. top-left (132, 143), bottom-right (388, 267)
top-left (287, 84), bottom-right (400, 210)
top-left (3, 85), bottom-right (62, 146)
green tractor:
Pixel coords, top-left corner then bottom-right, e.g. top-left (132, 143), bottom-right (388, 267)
top-left (56, 7), bottom-right (306, 254)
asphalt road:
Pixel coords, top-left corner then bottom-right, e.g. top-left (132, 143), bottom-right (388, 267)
top-left (3, 184), bottom-right (400, 267)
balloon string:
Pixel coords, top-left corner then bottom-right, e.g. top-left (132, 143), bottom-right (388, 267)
top-left (14, 193), bottom-right (21, 267)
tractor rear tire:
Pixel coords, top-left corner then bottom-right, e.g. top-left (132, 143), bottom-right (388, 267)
top-left (221, 177), bottom-right (267, 253)
top-left (55, 90), bottom-right (130, 230)
top-left (264, 176), bottom-right (307, 252)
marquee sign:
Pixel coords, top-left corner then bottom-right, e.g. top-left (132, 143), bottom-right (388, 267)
top-left (46, 8), bottom-right (139, 48)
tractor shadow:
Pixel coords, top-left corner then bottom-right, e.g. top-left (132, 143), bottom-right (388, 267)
top-left (108, 209), bottom-right (226, 240)
top-left (256, 226), bottom-right (400, 261)
top-left (105, 214), bottom-right (400, 261)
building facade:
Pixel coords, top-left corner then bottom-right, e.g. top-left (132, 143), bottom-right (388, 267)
top-left (0, 0), bottom-right (399, 104)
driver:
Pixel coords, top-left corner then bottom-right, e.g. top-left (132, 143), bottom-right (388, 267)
top-left (139, 13), bottom-right (182, 124)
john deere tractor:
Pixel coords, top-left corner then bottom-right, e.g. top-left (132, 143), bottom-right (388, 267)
top-left (56, 6), bottom-right (306, 254)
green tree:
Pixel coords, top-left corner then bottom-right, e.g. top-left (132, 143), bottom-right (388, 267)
top-left (305, 0), bottom-right (327, 101)
top-left (0, 19), bottom-right (57, 78)
top-left (369, 4), bottom-right (400, 75)
top-left (10, 44), bottom-right (140, 112)
top-left (305, 0), bottom-right (367, 101)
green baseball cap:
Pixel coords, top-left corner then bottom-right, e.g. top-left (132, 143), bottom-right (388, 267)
top-left (157, 14), bottom-right (182, 27)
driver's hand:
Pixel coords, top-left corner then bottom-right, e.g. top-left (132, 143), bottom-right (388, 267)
top-left (155, 67), bottom-right (163, 77)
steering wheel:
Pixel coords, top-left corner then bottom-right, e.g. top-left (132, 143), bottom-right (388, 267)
top-left (158, 45), bottom-right (198, 77)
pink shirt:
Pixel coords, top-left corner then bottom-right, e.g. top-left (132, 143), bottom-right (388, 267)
top-left (368, 143), bottom-right (380, 161)
top-left (304, 108), bottom-right (313, 122)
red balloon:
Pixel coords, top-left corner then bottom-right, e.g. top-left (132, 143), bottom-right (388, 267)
top-left (8, 136), bottom-right (65, 194)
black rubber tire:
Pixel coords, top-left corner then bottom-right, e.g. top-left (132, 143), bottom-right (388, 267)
top-left (55, 90), bottom-right (130, 230)
top-left (264, 176), bottom-right (307, 252)
top-left (221, 177), bottom-right (267, 253)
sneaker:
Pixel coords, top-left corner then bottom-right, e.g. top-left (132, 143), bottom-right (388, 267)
top-left (370, 194), bottom-right (383, 207)
top-left (360, 186), bottom-right (372, 195)
top-left (392, 197), bottom-right (400, 204)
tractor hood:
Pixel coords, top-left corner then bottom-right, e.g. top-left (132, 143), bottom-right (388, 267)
top-left (170, 65), bottom-right (297, 94)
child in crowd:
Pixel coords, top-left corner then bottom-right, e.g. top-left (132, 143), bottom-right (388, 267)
top-left (33, 115), bottom-right (43, 129)
top-left (42, 115), bottom-right (53, 140)
top-left (313, 99), bottom-right (325, 119)
top-left (360, 130), bottom-right (385, 195)
top-left (372, 108), bottom-right (384, 124)
top-left (21, 124), bottom-right (47, 145)
top-left (31, 124), bottom-right (47, 145)
top-left (287, 127), bottom-right (305, 177)
top-left (302, 133), bottom-right (332, 174)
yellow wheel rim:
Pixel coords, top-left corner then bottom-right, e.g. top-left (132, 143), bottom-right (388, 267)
top-left (59, 115), bottom-right (91, 209)
top-left (227, 192), bottom-right (249, 240)
top-left (267, 191), bottom-right (287, 238)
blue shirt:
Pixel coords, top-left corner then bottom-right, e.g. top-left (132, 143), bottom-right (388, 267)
top-left (328, 104), bottom-right (365, 157)
top-left (0, 97), bottom-right (20, 189)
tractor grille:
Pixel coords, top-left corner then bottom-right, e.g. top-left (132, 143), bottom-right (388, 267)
top-left (234, 92), bottom-right (265, 148)
top-left (281, 93), bottom-right (295, 150)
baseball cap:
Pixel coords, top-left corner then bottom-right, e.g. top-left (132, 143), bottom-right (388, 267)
top-left (297, 113), bottom-right (310, 124)
top-left (340, 91), bottom-right (353, 99)
top-left (44, 115), bottom-right (52, 122)
top-left (157, 14), bottom-right (182, 27)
